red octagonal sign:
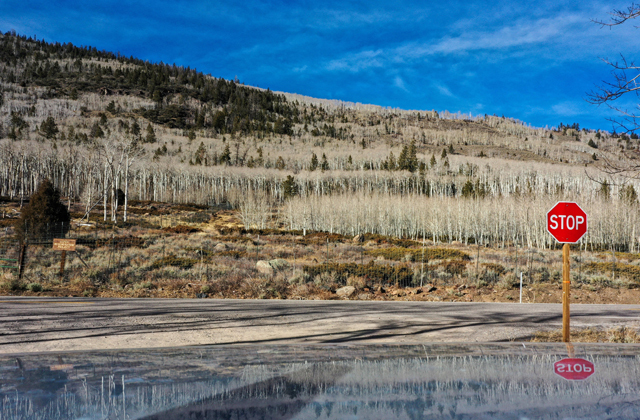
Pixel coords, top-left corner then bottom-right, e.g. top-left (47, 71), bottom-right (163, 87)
top-left (554, 358), bottom-right (595, 381)
top-left (547, 202), bottom-right (588, 243)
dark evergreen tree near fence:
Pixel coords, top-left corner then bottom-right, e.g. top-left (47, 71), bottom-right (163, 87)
top-left (15, 179), bottom-right (70, 243)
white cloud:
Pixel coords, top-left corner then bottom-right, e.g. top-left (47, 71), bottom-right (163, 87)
top-left (551, 101), bottom-right (588, 117)
top-left (433, 82), bottom-right (455, 98)
top-left (324, 13), bottom-right (588, 74)
top-left (393, 75), bottom-right (408, 91)
top-left (326, 49), bottom-right (384, 72)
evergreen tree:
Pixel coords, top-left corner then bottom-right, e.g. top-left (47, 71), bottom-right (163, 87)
top-left (220, 144), bottom-right (231, 165)
top-left (310, 152), bottom-right (318, 171)
top-left (320, 153), bottom-right (329, 171)
top-left (187, 129), bottom-right (196, 142)
top-left (461, 180), bottom-right (475, 198)
top-left (131, 120), bottom-right (141, 138)
top-left (40, 116), bottom-right (58, 139)
top-left (397, 146), bottom-right (408, 171)
top-left (430, 154), bottom-right (437, 168)
top-left (599, 180), bottom-right (611, 200)
top-left (15, 179), bottom-right (70, 242)
top-left (194, 142), bottom-right (207, 165)
top-left (283, 175), bottom-right (298, 199)
top-left (145, 123), bottom-right (156, 143)
top-left (620, 184), bottom-right (638, 204)
top-left (90, 121), bottom-right (104, 138)
top-left (386, 151), bottom-right (397, 171)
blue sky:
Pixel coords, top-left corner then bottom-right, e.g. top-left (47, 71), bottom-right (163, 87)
top-left (1, 1), bottom-right (638, 131)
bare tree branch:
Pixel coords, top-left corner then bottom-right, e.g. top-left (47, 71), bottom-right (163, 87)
top-left (588, 5), bottom-right (640, 134)
top-left (592, 3), bottom-right (640, 27)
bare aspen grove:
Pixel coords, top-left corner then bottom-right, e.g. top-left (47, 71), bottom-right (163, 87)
top-left (2, 31), bottom-right (640, 302)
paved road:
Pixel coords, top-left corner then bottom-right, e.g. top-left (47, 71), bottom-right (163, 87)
top-left (1, 297), bottom-right (639, 353)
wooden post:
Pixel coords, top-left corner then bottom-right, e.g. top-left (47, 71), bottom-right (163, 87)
top-left (60, 250), bottom-right (67, 276)
top-left (18, 243), bottom-right (27, 280)
top-left (562, 243), bottom-right (570, 342)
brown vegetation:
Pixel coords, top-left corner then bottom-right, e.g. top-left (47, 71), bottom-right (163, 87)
top-left (1, 200), bottom-right (640, 304)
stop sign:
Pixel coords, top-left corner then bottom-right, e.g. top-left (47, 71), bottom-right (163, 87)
top-left (547, 202), bottom-right (587, 243)
top-left (554, 358), bottom-right (595, 380)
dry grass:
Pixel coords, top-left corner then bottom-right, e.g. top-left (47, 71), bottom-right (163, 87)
top-left (531, 327), bottom-right (640, 343)
top-left (4, 201), bottom-right (640, 304)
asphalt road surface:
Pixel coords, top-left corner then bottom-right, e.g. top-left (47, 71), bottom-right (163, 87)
top-left (1, 297), bottom-right (639, 354)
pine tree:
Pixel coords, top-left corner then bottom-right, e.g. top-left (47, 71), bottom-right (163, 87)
top-left (283, 175), bottom-right (298, 199)
top-left (321, 153), bottom-right (329, 171)
top-left (310, 152), bottom-right (318, 171)
top-left (194, 142), bottom-right (207, 165)
top-left (40, 116), bottom-right (58, 140)
top-left (387, 151), bottom-right (397, 171)
top-left (620, 184), bottom-right (637, 204)
top-left (15, 179), bottom-right (70, 242)
top-left (397, 146), bottom-right (408, 171)
top-left (145, 123), bottom-right (156, 143)
top-left (220, 144), bottom-right (231, 165)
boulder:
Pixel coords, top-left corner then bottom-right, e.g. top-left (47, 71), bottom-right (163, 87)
top-left (214, 243), bottom-right (228, 251)
top-left (336, 286), bottom-right (356, 298)
top-left (256, 260), bottom-right (274, 276)
top-left (357, 293), bottom-right (371, 300)
top-left (353, 234), bottom-right (365, 243)
top-left (424, 284), bottom-right (437, 293)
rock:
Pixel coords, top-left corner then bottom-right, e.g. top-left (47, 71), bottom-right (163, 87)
top-left (196, 293), bottom-right (208, 298)
top-left (336, 286), bottom-right (356, 298)
top-left (415, 288), bottom-right (423, 294)
top-left (364, 240), bottom-right (377, 247)
top-left (214, 243), bottom-right (228, 251)
top-left (357, 293), bottom-right (370, 300)
top-left (256, 260), bottom-right (274, 276)
top-left (376, 286), bottom-right (386, 294)
top-left (353, 234), bottom-right (365, 243)
top-left (424, 284), bottom-right (437, 293)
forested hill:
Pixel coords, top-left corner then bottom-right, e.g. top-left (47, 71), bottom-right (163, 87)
top-left (3, 30), bottom-right (640, 252)
top-left (0, 31), bottom-right (297, 134)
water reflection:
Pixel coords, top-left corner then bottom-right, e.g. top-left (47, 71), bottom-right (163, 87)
top-left (1, 343), bottom-right (639, 419)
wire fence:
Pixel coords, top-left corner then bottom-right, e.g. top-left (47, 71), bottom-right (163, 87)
top-left (0, 219), bottom-right (600, 298)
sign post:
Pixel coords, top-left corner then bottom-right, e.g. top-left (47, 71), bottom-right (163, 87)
top-left (546, 202), bottom-right (587, 342)
top-left (53, 239), bottom-right (77, 277)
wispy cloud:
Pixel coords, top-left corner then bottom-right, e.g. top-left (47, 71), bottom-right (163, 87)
top-left (393, 75), bottom-right (408, 92)
top-left (326, 13), bottom-right (587, 75)
top-left (326, 49), bottom-right (384, 72)
top-left (433, 82), bottom-right (456, 98)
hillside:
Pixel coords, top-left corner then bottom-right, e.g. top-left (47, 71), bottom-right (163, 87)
top-left (0, 31), bottom-right (639, 251)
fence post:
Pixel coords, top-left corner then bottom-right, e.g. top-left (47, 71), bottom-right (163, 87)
top-left (18, 242), bottom-right (27, 280)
